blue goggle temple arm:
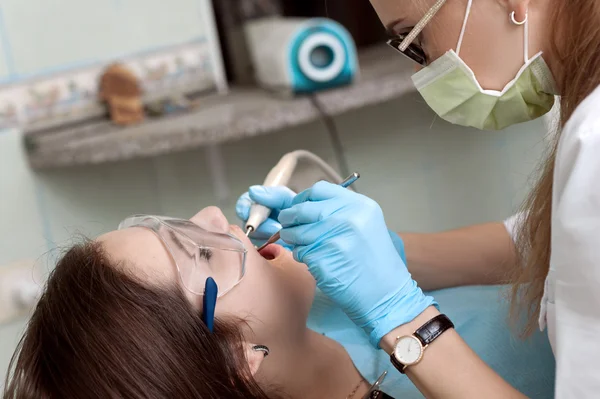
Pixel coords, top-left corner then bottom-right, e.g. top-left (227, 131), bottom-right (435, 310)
top-left (202, 277), bottom-right (218, 333)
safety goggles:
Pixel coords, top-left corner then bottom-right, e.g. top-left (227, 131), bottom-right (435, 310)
top-left (118, 215), bottom-right (247, 297)
top-left (386, 0), bottom-right (447, 66)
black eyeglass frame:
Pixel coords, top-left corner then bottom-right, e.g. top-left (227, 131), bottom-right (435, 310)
top-left (386, 34), bottom-right (427, 66)
top-left (384, 0), bottom-right (448, 67)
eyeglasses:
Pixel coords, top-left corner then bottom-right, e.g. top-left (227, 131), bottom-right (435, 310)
top-left (386, 0), bottom-right (447, 66)
top-left (118, 215), bottom-right (247, 297)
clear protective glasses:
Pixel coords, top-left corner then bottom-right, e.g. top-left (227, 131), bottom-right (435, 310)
top-left (386, 0), bottom-right (447, 66)
top-left (118, 215), bottom-right (247, 297)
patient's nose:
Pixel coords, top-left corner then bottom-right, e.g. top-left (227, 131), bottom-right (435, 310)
top-left (190, 207), bottom-right (229, 233)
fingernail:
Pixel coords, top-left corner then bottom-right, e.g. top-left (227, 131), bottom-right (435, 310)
top-left (252, 344), bottom-right (270, 357)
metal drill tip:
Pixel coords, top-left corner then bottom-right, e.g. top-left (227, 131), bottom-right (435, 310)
top-left (340, 172), bottom-right (360, 188)
top-left (245, 226), bottom-right (253, 237)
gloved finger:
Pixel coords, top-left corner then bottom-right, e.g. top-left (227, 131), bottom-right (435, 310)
top-left (292, 244), bottom-right (332, 281)
top-left (292, 244), bottom-right (314, 268)
top-left (278, 200), bottom-right (338, 227)
top-left (236, 191), bottom-right (282, 224)
top-left (248, 186), bottom-right (296, 211)
top-left (251, 218), bottom-right (282, 239)
top-left (273, 239), bottom-right (294, 251)
top-left (249, 237), bottom-right (265, 248)
top-left (279, 222), bottom-right (325, 246)
top-left (291, 181), bottom-right (350, 206)
top-left (235, 192), bottom-right (252, 221)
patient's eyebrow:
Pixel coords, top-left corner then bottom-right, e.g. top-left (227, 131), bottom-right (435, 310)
top-left (168, 230), bottom-right (213, 261)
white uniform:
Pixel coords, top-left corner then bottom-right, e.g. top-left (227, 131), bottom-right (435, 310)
top-left (505, 85), bottom-right (600, 397)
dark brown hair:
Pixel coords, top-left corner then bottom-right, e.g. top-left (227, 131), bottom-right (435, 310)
top-left (511, 1), bottom-right (600, 335)
top-left (4, 241), bottom-right (279, 398)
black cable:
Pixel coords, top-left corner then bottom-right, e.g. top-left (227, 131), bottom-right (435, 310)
top-left (308, 94), bottom-right (352, 181)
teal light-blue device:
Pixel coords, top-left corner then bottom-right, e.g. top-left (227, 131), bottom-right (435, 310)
top-left (245, 17), bottom-right (359, 95)
top-left (288, 18), bottom-right (358, 94)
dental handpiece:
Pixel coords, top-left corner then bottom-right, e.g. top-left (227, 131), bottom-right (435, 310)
top-left (255, 172), bottom-right (360, 252)
top-left (245, 153), bottom-right (299, 237)
top-left (245, 150), bottom-right (353, 237)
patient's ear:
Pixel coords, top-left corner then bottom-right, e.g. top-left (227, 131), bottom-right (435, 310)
top-left (244, 342), bottom-right (270, 375)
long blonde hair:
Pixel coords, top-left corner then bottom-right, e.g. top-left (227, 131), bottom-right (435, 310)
top-left (510, 0), bottom-right (600, 335)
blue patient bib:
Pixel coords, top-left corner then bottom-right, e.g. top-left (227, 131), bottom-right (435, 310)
top-left (307, 285), bottom-right (555, 398)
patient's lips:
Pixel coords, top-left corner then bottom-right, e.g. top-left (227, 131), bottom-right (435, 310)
top-left (259, 244), bottom-right (282, 260)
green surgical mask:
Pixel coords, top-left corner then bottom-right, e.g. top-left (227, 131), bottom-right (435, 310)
top-left (412, 2), bottom-right (558, 131)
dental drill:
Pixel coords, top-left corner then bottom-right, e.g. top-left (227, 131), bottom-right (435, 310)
top-left (244, 150), bottom-right (353, 237)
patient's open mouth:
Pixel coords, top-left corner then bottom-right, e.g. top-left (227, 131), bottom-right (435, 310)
top-left (259, 244), bottom-right (282, 260)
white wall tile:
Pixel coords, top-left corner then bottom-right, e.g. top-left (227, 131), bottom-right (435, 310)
top-left (0, 129), bottom-right (47, 386)
top-left (0, 129), bottom-right (47, 261)
top-left (36, 159), bottom-right (162, 249)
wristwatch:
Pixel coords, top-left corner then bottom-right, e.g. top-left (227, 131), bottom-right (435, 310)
top-left (390, 314), bottom-right (454, 374)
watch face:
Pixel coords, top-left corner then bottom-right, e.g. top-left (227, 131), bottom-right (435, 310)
top-left (394, 336), bottom-right (423, 365)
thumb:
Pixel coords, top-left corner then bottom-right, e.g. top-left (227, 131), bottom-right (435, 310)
top-left (235, 192), bottom-right (252, 221)
top-left (249, 186), bottom-right (296, 211)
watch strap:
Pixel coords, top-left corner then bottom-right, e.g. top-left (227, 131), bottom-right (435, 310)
top-left (369, 390), bottom-right (396, 398)
top-left (390, 353), bottom-right (407, 374)
top-left (414, 314), bottom-right (454, 346)
top-left (390, 314), bottom-right (454, 374)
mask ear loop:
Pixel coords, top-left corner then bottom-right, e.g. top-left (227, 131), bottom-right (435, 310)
top-left (455, 0), bottom-right (473, 56)
top-left (510, 10), bottom-right (529, 62)
top-left (523, 13), bottom-right (529, 62)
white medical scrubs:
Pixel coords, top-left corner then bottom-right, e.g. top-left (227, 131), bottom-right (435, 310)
top-left (505, 84), bottom-right (600, 397)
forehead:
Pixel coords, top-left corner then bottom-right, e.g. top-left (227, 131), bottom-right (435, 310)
top-left (98, 228), bottom-right (176, 284)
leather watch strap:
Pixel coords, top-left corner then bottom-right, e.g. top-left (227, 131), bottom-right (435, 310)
top-left (414, 314), bottom-right (454, 346)
top-left (389, 314), bottom-right (454, 374)
top-left (369, 390), bottom-right (396, 398)
top-left (390, 353), bottom-right (406, 373)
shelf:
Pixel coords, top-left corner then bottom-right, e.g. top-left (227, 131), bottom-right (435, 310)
top-left (25, 45), bottom-right (416, 169)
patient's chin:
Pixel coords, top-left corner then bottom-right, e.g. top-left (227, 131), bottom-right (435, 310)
top-left (263, 244), bottom-right (316, 316)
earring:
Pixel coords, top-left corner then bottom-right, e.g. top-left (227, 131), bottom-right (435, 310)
top-left (252, 345), bottom-right (270, 357)
top-left (510, 11), bottom-right (528, 25)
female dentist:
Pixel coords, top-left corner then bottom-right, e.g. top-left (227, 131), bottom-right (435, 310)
top-left (238, 0), bottom-right (600, 396)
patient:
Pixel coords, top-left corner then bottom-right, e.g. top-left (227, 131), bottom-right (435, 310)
top-left (4, 207), bottom-right (555, 398)
top-left (4, 207), bottom-right (370, 399)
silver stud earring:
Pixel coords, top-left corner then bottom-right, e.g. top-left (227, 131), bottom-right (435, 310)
top-left (510, 11), bottom-right (528, 25)
top-left (252, 345), bottom-right (270, 357)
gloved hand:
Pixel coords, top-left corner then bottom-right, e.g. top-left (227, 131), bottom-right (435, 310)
top-left (237, 186), bottom-right (408, 262)
top-left (277, 181), bottom-right (435, 347)
top-left (235, 186), bottom-right (296, 250)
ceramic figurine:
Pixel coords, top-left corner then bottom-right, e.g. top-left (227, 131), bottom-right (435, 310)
top-left (99, 64), bottom-right (144, 126)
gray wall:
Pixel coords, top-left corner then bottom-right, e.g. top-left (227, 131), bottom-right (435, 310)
top-left (0, 91), bottom-right (549, 380)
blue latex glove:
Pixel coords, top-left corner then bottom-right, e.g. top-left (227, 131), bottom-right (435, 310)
top-left (237, 186), bottom-right (408, 260)
top-left (278, 181), bottom-right (435, 347)
top-left (235, 186), bottom-right (296, 250)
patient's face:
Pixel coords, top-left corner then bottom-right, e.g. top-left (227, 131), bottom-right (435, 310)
top-left (98, 206), bottom-right (316, 352)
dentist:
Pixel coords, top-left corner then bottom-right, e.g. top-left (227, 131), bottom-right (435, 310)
top-left (238, 0), bottom-right (600, 396)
